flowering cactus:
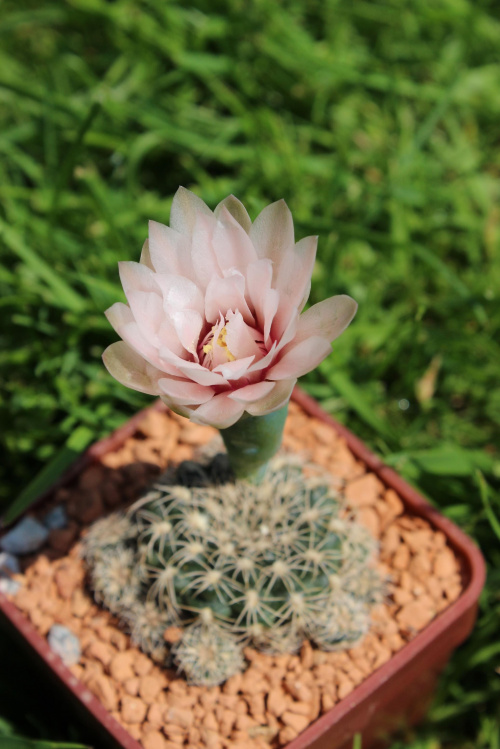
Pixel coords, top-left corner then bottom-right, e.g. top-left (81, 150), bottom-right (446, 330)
top-left (87, 189), bottom-right (381, 685)
top-left (103, 189), bottom-right (356, 479)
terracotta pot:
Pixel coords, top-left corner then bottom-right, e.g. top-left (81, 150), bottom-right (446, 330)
top-left (0, 388), bottom-right (486, 749)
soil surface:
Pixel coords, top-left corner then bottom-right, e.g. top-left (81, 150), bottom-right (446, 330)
top-left (6, 401), bottom-right (462, 749)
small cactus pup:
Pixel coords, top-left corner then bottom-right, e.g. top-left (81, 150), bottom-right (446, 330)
top-left (86, 188), bottom-right (382, 685)
top-left (83, 456), bottom-right (384, 686)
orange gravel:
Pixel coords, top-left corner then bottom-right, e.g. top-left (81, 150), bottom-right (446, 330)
top-left (6, 401), bottom-right (463, 749)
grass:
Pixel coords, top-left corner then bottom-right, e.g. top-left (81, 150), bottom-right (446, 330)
top-left (1, 0), bottom-right (499, 745)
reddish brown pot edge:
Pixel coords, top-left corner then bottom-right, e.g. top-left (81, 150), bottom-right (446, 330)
top-left (0, 388), bottom-right (486, 749)
top-left (0, 599), bottom-right (142, 749)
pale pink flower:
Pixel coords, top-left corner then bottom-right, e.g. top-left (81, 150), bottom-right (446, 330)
top-left (103, 188), bottom-right (357, 429)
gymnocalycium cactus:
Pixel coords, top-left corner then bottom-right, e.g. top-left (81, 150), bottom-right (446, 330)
top-left (86, 189), bottom-right (383, 685)
top-left (84, 455), bottom-right (383, 685)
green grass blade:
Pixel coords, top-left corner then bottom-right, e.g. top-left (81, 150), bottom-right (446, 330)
top-left (321, 369), bottom-right (397, 444)
top-left (49, 100), bottom-right (102, 223)
top-left (0, 219), bottom-right (86, 312)
top-left (1, 426), bottom-right (94, 527)
top-left (388, 445), bottom-right (496, 477)
top-left (476, 470), bottom-right (500, 542)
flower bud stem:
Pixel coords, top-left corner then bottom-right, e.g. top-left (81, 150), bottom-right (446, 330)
top-left (220, 405), bottom-right (288, 484)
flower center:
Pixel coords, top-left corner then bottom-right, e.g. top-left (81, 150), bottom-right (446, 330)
top-left (198, 310), bottom-right (267, 371)
top-left (202, 325), bottom-right (235, 363)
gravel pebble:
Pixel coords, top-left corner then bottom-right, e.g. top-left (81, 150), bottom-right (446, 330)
top-left (0, 577), bottom-right (22, 595)
top-left (87, 674), bottom-right (118, 711)
top-left (344, 473), bottom-right (384, 507)
top-left (139, 674), bottom-right (164, 703)
top-left (142, 730), bottom-right (167, 749)
top-left (47, 624), bottom-right (81, 666)
top-left (121, 695), bottom-right (147, 724)
top-left (43, 505), bottom-right (68, 530)
top-left (109, 651), bottom-right (135, 682)
top-left (0, 516), bottom-right (49, 555)
top-left (0, 551), bottom-right (21, 575)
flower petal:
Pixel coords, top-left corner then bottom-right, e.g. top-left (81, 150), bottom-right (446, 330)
top-left (274, 235), bottom-right (317, 311)
top-left (105, 302), bottom-right (181, 374)
top-left (178, 363), bottom-right (229, 387)
top-left (228, 380), bottom-right (275, 403)
top-left (191, 392), bottom-right (245, 429)
top-left (155, 274), bottom-right (204, 316)
top-left (159, 396), bottom-right (193, 420)
top-left (213, 355), bottom-right (255, 380)
top-left (262, 288), bottom-right (279, 344)
top-left (190, 212), bottom-right (220, 289)
top-left (126, 290), bottom-right (164, 344)
top-left (245, 379), bottom-right (297, 416)
top-left (294, 295), bottom-right (358, 345)
top-left (224, 310), bottom-right (263, 362)
top-left (249, 199), bottom-right (294, 265)
top-left (148, 221), bottom-right (192, 277)
top-left (158, 378), bottom-right (215, 405)
top-left (212, 206), bottom-right (258, 273)
top-left (159, 346), bottom-right (229, 387)
top-left (171, 309), bottom-right (203, 357)
top-left (214, 195), bottom-right (252, 234)
top-left (105, 301), bottom-right (134, 332)
top-left (266, 337), bottom-right (332, 380)
top-left (247, 340), bottom-right (278, 373)
top-left (205, 274), bottom-right (254, 325)
top-left (157, 318), bottom-right (187, 359)
top-left (274, 306), bottom-right (299, 353)
top-left (119, 261), bottom-right (158, 297)
top-left (140, 239), bottom-right (154, 270)
top-left (102, 342), bottom-right (162, 395)
top-left (271, 296), bottom-right (298, 343)
top-left (245, 258), bottom-right (273, 329)
top-left (170, 186), bottom-right (212, 235)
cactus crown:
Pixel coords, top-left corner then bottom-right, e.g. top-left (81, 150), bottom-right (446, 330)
top-left (83, 454), bottom-right (383, 686)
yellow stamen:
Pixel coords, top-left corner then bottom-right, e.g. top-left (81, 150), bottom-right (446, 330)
top-left (202, 324), bottom-right (235, 362)
top-left (203, 324), bottom-right (216, 355)
top-left (216, 326), bottom-right (235, 361)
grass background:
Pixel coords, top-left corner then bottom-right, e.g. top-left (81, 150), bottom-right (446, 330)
top-left (1, 0), bottom-right (499, 746)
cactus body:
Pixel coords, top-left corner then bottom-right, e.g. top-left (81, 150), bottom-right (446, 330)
top-left (83, 454), bottom-right (383, 686)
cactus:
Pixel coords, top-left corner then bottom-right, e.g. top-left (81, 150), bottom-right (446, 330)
top-left (172, 619), bottom-right (245, 686)
top-left (83, 454), bottom-right (384, 686)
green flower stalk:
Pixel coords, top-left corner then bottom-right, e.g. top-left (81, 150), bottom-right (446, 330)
top-left (220, 405), bottom-right (288, 482)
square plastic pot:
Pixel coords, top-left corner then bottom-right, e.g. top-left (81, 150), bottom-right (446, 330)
top-left (0, 388), bottom-right (486, 749)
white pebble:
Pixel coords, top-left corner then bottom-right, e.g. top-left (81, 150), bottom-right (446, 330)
top-left (0, 551), bottom-right (20, 575)
top-left (0, 517), bottom-right (49, 555)
top-left (47, 625), bottom-right (81, 666)
top-left (0, 578), bottom-right (21, 595)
